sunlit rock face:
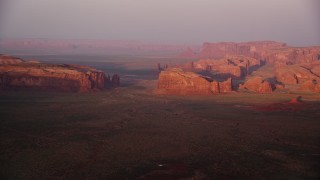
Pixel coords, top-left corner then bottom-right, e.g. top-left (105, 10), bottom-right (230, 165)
top-left (273, 61), bottom-right (320, 93)
top-left (194, 41), bottom-right (320, 65)
top-left (274, 62), bottom-right (320, 85)
top-left (157, 68), bottom-right (232, 95)
top-left (239, 77), bottom-right (273, 93)
top-left (264, 47), bottom-right (320, 64)
top-left (181, 41), bottom-right (320, 93)
top-left (188, 55), bottom-right (261, 79)
top-left (0, 54), bottom-right (24, 65)
top-left (299, 80), bottom-right (320, 93)
top-left (217, 78), bottom-right (233, 93)
top-left (0, 55), bottom-right (106, 92)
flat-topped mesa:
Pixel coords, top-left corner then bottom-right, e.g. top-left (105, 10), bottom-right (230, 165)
top-left (186, 55), bottom-right (261, 78)
top-left (0, 55), bottom-right (107, 92)
top-left (199, 41), bottom-right (287, 59)
top-left (157, 68), bottom-right (232, 95)
top-left (197, 41), bottom-right (320, 65)
top-left (265, 47), bottom-right (320, 64)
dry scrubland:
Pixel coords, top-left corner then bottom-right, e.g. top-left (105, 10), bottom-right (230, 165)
top-left (1, 86), bottom-right (320, 179)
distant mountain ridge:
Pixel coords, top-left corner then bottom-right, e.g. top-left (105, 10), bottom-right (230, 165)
top-left (0, 38), bottom-right (199, 56)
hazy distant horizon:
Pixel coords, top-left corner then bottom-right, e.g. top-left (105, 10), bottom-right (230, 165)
top-left (0, 38), bottom-right (309, 48)
top-left (1, 0), bottom-right (319, 46)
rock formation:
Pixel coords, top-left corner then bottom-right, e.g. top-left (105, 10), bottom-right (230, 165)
top-left (188, 41), bottom-right (319, 66)
top-left (239, 77), bottom-right (273, 93)
top-left (111, 74), bottom-right (120, 87)
top-left (0, 54), bottom-right (24, 65)
top-left (274, 62), bottom-right (320, 85)
top-left (0, 55), bottom-right (107, 92)
top-left (218, 78), bottom-right (233, 93)
top-left (264, 47), bottom-right (320, 64)
top-left (157, 63), bottom-right (169, 72)
top-left (289, 96), bottom-right (303, 104)
top-left (157, 68), bottom-right (232, 95)
top-left (180, 41), bottom-right (320, 94)
top-left (299, 80), bottom-right (320, 93)
top-left (105, 74), bottom-right (121, 88)
top-left (187, 55), bottom-right (261, 78)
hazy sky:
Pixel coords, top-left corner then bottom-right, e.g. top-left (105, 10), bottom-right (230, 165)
top-left (0, 0), bottom-right (319, 46)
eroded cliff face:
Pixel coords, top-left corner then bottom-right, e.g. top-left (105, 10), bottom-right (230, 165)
top-left (274, 62), bottom-right (320, 85)
top-left (157, 68), bottom-right (232, 95)
top-left (179, 41), bottom-right (320, 94)
top-left (265, 47), bottom-right (320, 64)
top-left (196, 41), bottom-right (320, 65)
top-left (186, 55), bottom-right (261, 79)
top-left (199, 41), bottom-right (287, 59)
top-left (273, 61), bottom-right (320, 92)
top-left (0, 56), bottom-right (106, 92)
top-left (239, 77), bottom-right (273, 93)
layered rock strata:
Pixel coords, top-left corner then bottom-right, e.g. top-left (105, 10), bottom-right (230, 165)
top-left (0, 55), bottom-right (107, 92)
top-left (158, 68), bottom-right (232, 95)
top-left (239, 77), bottom-right (273, 93)
top-left (187, 55), bottom-right (261, 78)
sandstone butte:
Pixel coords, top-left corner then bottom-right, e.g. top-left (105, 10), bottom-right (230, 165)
top-left (0, 54), bottom-right (107, 92)
top-left (157, 68), bottom-right (232, 95)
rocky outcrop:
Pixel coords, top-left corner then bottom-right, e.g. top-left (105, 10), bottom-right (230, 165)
top-left (239, 77), bottom-right (273, 93)
top-left (0, 54), bottom-right (24, 65)
top-left (180, 41), bottom-right (320, 93)
top-left (218, 78), bottom-right (233, 93)
top-left (265, 47), bottom-right (320, 64)
top-left (111, 74), bottom-right (120, 87)
top-left (158, 68), bottom-right (211, 95)
top-left (157, 63), bottom-right (169, 72)
top-left (106, 74), bottom-right (121, 88)
top-left (157, 68), bottom-right (232, 95)
top-left (299, 80), bottom-right (320, 93)
top-left (289, 96), bottom-right (303, 104)
top-left (273, 62), bottom-right (320, 93)
top-left (193, 41), bottom-right (319, 66)
top-left (0, 56), bottom-right (107, 92)
top-left (187, 55), bottom-right (261, 78)
top-left (274, 62), bottom-right (320, 85)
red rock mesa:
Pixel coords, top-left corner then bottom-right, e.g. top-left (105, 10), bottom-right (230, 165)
top-left (157, 68), bottom-right (232, 95)
top-left (0, 55), bottom-right (108, 92)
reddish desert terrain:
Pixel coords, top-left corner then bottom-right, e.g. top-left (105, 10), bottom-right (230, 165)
top-left (0, 40), bottom-right (320, 179)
